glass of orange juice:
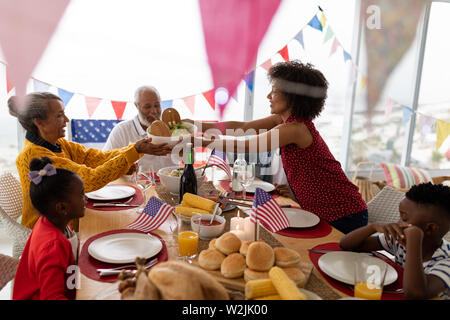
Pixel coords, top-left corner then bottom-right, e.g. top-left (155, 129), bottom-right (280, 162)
top-left (177, 215), bottom-right (198, 261)
top-left (354, 256), bottom-right (387, 300)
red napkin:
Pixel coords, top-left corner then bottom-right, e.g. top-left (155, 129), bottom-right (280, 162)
top-left (218, 180), bottom-right (279, 200)
top-left (309, 242), bottom-right (404, 300)
top-left (78, 229), bottom-right (168, 283)
top-left (276, 219), bottom-right (332, 239)
top-left (86, 185), bottom-right (144, 211)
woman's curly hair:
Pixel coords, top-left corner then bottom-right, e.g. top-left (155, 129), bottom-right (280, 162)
top-left (268, 60), bottom-right (328, 120)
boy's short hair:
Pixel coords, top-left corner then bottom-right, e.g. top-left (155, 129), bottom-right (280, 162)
top-left (405, 182), bottom-right (450, 220)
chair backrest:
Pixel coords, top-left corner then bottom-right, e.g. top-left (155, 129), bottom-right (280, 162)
top-left (0, 206), bottom-right (32, 258)
top-left (379, 163), bottom-right (433, 190)
top-left (0, 172), bottom-right (23, 221)
top-left (367, 186), bottom-right (405, 224)
top-left (0, 254), bottom-right (19, 290)
top-left (68, 119), bottom-right (122, 149)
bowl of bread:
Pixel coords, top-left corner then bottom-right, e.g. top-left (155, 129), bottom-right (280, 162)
top-left (158, 166), bottom-right (205, 194)
top-left (118, 258), bottom-right (230, 300)
top-left (197, 232), bottom-right (319, 300)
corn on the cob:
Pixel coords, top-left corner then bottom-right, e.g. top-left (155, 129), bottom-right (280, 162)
top-left (269, 266), bottom-right (307, 300)
top-left (245, 279), bottom-right (277, 299)
top-left (255, 294), bottom-right (282, 300)
top-left (181, 193), bottom-right (216, 212)
top-left (174, 206), bottom-right (210, 217)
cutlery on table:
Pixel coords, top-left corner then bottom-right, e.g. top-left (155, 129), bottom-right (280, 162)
top-left (97, 258), bottom-right (158, 277)
top-left (92, 203), bottom-right (140, 207)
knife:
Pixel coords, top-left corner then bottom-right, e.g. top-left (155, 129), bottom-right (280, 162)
top-left (308, 249), bottom-right (388, 259)
top-left (92, 203), bottom-right (140, 207)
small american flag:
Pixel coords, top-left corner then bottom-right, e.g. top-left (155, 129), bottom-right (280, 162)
top-left (250, 188), bottom-right (289, 233)
top-left (208, 149), bottom-right (232, 178)
top-left (128, 197), bottom-right (173, 232)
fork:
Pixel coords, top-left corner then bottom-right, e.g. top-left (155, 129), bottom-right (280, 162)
top-left (97, 258), bottom-right (158, 276)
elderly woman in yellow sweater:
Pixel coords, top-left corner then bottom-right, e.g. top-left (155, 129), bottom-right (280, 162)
top-left (9, 93), bottom-right (173, 229)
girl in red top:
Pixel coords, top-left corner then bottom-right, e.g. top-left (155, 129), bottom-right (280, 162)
top-left (13, 157), bottom-right (86, 300)
top-left (191, 61), bottom-right (367, 233)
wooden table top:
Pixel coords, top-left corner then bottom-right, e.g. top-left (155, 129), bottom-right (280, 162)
top-left (76, 179), bottom-right (346, 300)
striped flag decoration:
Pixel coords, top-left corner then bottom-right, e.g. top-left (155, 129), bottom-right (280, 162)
top-left (128, 197), bottom-right (173, 232)
top-left (208, 149), bottom-right (232, 178)
top-left (250, 188), bottom-right (289, 233)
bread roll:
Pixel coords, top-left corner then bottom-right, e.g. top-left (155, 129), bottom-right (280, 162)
top-left (209, 238), bottom-right (217, 249)
top-left (246, 241), bottom-right (274, 271)
top-left (215, 232), bottom-right (241, 255)
top-left (198, 248), bottom-right (226, 271)
top-left (239, 240), bottom-right (262, 256)
top-left (281, 267), bottom-right (307, 287)
top-left (148, 261), bottom-right (229, 300)
top-left (244, 268), bottom-right (269, 282)
top-left (274, 247), bottom-right (301, 268)
top-left (221, 253), bottom-right (246, 279)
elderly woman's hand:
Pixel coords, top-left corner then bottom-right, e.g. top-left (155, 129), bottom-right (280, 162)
top-left (134, 138), bottom-right (172, 156)
top-left (274, 183), bottom-right (296, 201)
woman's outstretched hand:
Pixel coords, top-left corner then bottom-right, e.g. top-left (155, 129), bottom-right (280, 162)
top-left (134, 138), bottom-right (172, 156)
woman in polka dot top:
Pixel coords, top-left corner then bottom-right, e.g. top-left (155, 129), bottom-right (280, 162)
top-left (192, 61), bottom-right (368, 234)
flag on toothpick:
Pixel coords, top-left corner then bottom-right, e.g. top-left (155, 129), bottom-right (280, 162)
top-left (208, 149), bottom-right (232, 178)
top-left (250, 188), bottom-right (289, 233)
top-left (128, 197), bottom-right (173, 232)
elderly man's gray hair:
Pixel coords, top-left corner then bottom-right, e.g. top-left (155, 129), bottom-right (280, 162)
top-left (134, 86), bottom-right (160, 103)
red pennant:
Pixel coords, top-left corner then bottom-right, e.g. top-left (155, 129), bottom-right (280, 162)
top-left (278, 45), bottom-right (289, 62)
top-left (5, 69), bottom-right (13, 93)
top-left (111, 101), bottom-right (127, 120)
top-left (183, 95), bottom-right (196, 115)
top-left (261, 59), bottom-right (272, 71)
top-left (85, 96), bottom-right (102, 118)
top-left (202, 89), bottom-right (216, 111)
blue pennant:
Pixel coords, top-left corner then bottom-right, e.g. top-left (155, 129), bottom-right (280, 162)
top-left (244, 71), bottom-right (255, 93)
top-left (294, 30), bottom-right (304, 49)
top-left (161, 100), bottom-right (173, 111)
top-left (343, 50), bottom-right (352, 62)
top-left (308, 15), bottom-right (323, 32)
top-left (57, 88), bottom-right (74, 107)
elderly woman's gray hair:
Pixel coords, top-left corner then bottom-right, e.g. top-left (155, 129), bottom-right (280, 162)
top-left (8, 92), bottom-right (63, 135)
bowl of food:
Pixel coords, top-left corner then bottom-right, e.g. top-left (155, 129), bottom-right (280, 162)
top-left (147, 121), bottom-right (197, 146)
top-left (157, 165), bottom-right (205, 194)
top-left (191, 214), bottom-right (226, 240)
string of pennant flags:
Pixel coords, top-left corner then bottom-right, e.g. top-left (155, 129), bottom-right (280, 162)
top-left (2, 8), bottom-right (449, 151)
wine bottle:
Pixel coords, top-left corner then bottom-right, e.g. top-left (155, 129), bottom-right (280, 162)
top-left (179, 142), bottom-right (197, 203)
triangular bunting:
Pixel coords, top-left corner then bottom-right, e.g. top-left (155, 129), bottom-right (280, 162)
top-left (161, 100), bottom-right (173, 111)
top-left (360, 75), bottom-right (367, 91)
top-left (202, 89), bottom-right (216, 111)
top-left (329, 38), bottom-right (339, 57)
top-left (419, 114), bottom-right (434, 142)
top-left (260, 59), bottom-right (272, 72)
top-left (0, 0), bottom-right (71, 98)
top-left (348, 64), bottom-right (358, 85)
top-left (385, 97), bottom-right (396, 118)
top-left (111, 101), bottom-right (127, 120)
top-left (323, 26), bottom-right (334, 44)
top-left (320, 12), bottom-right (326, 28)
top-left (308, 15), bottom-right (323, 32)
top-left (183, 95), bottom-right (196, 115)
top-left (57, 88), bottom-right (74, 107)
top-left (343, 50), bottom-right (352, 62)
top-left (278, 45), bottom-right (289, 62)
top-left (33, 79), bottom-right (50, 92)
top-left (401, 105), bottom-right (414, 125)
top-left (436, 120), bottom-right (450, 150)
top-left (294, 30), bottom-right (304, 49)
top-left (244, 70), bottom-right (255, 92)
top-left (85, 96), bottom-right (102, 118)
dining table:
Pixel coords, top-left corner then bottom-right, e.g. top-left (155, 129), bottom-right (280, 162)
top-left (76, 176), bottom-right (348, 300)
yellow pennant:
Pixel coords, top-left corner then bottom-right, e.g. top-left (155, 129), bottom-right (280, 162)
top-left (320, 12), bottom-right (326, 28)
top-left (361, 75), bottom-right (367, 91)
top-left (436, 120), bottom-right (450, 150)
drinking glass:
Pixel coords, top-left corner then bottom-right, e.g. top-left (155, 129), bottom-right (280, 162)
top-left (354, 256), bottom-right (387, 300)
top-left (134, 162), bottom-right (153, 213)
top-left (176, 214), bottom-right (198, 263)
top-left (238, 163), bottom-right (255, 200)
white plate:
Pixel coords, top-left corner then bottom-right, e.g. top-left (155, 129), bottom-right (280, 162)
top-left (229, 180), bottom-right (275, 193)
top-left (318, 251), bottom-right (398, 286)
top-left (175, 206), bottom-right (223, 223)
top-left (283, 208), bottom-right (320, 228)
top-left (86, 185), bottom-right (136, 201)
top-left (88, 232), bottom-right (162, 264)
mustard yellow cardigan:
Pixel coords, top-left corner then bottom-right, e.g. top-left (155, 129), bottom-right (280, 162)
top-left (16, 138), bottom-right (142, 229)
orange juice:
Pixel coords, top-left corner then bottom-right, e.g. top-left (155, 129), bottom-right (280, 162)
top-left (354, 282), bottom-right (383, 300)
top-left (178, 231), bottom-right (199, 256)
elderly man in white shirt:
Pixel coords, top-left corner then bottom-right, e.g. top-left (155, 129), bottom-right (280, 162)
top-left (103, 86), bottom-right (178, 173)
